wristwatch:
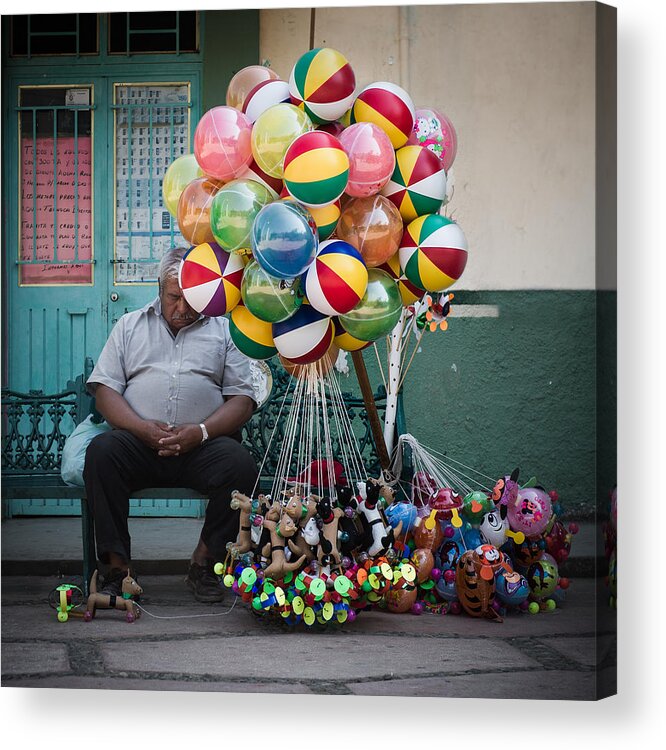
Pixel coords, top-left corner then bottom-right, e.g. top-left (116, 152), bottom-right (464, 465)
top-left (199, 423), bottom-right (209, 444)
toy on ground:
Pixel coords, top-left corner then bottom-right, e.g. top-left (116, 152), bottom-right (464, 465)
top-left (84, 570), bottom-right (142, 623)
top-left (49, 583), bottom-right (85, 622)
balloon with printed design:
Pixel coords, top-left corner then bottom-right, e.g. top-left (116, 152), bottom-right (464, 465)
top-left (209, 179), bottom-right (274, 254)
top-left (229, 303), bottom-right (278, 360)
top-left (399, 214), bottom-right (468, 292)
top-left (283, 131), bottom-right (349, 207)
top-left (406, 107), bottom-right (458, 172)
top-left (303, 239), bottom-right (368, 317)
top-left (162, 154), bottom-right (203, 218)
top-left (251, 103), bottom-right (313, 179)
top-left (378, 250), bottom-right (425, 306)
top-left (226, 65), bottom-right (281, 110)
top-left (194, 106), bottom-right (253, 182)
top-left (381, 145), bottom-right (447, 222)
top-left (177, 177), bottom-right (223, 246)
top-left (339, 122), bottom-right (395, 198)
top-left (251, 198), bottom-right (318, 279)
top-left (272, 304), bottom-right (334, 365)
top-left (289, 47), bottom-right (356, 124)
top-left (333, 317), bottom-right (372, 352)
top-left (351, 81), bottom-right (415, 149)
top-left (178, 242), bottom-right (245, 316)
top-left (338, 268), bottom-right (402, 341)
top-left (241, 260), bottom-right (304, 323)
top-left (242, 78), bottom-right (291, 123)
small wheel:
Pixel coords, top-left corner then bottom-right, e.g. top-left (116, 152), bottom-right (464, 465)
top-left (84, 611), bottom-right (93, 622)
top-left (57, 611), bottom-right (68, 623)
top-left (126, 612), bottom-right (135, 623)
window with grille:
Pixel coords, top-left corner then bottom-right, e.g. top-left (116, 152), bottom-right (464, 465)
top-left (18, 85), bottom-right (94, 286)
top-left (113, 83), bottom-right (191, 284)
top-left (108, 12), bottom-right (198, 55)
top-left (10, 14), bottom-right (99, 57)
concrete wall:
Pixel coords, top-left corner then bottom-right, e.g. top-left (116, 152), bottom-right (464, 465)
top-left (259, 3), bottom-right (615, 517)
top-left (260, 2), bottom-right (597, 291)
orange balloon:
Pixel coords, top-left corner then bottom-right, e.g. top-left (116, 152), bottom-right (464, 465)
top-left (177, 177), bottom-right (222, 246)
top-left (410, 548), bottom-right (435, 583)
top-left (337, 195), bottom-right (404, 267)
top-left (226, 65), bottom-right (281, 110)
top-left (413, 520), bottom-right (444, 551)
top-left (385, 584), bottom-right (417, 613)
top-left (279, 344), bottom-right (339, 379)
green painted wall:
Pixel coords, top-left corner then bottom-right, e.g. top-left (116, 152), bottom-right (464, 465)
top-left (202, 10), bottom-right (260, 113)
top-left (350, 291), bottom-right (604, 519)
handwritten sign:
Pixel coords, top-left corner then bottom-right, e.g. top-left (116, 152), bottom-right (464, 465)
top-left (20, 136), bottom-right (92, 285)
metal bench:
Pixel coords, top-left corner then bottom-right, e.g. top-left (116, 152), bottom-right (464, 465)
top-left (2, 357), bottom-right (397, 595)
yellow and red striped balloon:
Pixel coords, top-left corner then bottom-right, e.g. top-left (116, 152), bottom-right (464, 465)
top-left (283, 131), bottom-right (349, 208)
top-left (351, 81), bottom-right (415, 149)
top-left (382, 145), bottom-right (447, 222)
top-left (289, 47), bottom-right (356, 124)
top-left (178, 242), bottom-right (245, 316)
top-left (304, 239), bottom-right (368, 317)
top-left (399, 215), bottom-right (468, 293)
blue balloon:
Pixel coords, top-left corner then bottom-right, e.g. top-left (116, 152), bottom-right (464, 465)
top-left (494, 568), bottom-right (530, 607)
top-left (251, 199), bottom-right (318, 279)
top-left (462, 528), bottom-right (483, 550)
top-left (385, 502), bottom-right (418, 534)
top-left (435, 575), bottom-right (458, 602)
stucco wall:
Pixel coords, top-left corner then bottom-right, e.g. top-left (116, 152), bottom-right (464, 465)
top-left (260, 2), bottom-right (598, 291)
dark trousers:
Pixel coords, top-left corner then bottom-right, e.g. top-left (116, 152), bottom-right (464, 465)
top-left (83, 430), bottom-right (258, 565)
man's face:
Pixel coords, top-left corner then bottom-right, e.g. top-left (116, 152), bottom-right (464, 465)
top-left (160, 276), bottom-right (198, 332)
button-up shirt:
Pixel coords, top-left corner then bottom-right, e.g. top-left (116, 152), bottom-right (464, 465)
top-left (87, 297), bottom-right (255, 425)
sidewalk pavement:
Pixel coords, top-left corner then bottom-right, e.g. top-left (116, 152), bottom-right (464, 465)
top-left (1, 516), bottom-right (615, 698)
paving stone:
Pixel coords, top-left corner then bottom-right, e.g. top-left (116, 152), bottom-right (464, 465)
top-left (1, 675), bottom-right (314, 693)
top-left (1, 642), bottom-right (70, 676)
top-left (348, 669), bottom-right (598, 700)
top-left (101, 634), bottom-right (538, 681)
top-left (543, 634), bottom-right (615, 668)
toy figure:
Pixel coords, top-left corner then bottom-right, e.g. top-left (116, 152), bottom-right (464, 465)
top-left (316, 496), bottom-right (344, 568)
top-left (357, 479), bottom-right (395, 556)
top-left (455, 550), bottom-right (502, 622)
top-left (229, 490), bottom-right (266, 556)
top-left (491, 468), bottom-right (520, 508)
top-left (84, 569), bottom-right (142, 622)
top-left (479, 504), bottom-right (525, 548)
top-left (262, 516), bottom-right (307, 579)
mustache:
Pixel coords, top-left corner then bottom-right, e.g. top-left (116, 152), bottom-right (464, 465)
top-left (171, 314), bottom-right (195, 321)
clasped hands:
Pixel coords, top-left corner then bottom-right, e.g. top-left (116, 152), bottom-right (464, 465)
top-left (139, 421), bottom-right (204, 457)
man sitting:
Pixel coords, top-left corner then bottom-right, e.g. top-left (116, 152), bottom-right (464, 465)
top-left (83, 247), bottom-right (258, 603)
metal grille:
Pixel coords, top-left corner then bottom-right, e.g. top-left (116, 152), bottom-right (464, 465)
top-left (112, 83), bottom-right (191, 284)
top-left (17, 85), bottom-right (94, 286)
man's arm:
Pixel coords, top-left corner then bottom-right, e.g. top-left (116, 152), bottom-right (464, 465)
top-left (157, 395), bottom-right (255, 456)
top-left (95, 384), bottom-right (176, 453)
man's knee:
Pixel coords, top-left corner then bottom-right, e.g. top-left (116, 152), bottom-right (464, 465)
top-left (206, 438), bottom-right (258, 488)
top-left (83, 430), bottom-right (132, 477)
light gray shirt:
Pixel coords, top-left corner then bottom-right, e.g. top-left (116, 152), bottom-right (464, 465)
top-left (87, 297), bottom-right (255, 425)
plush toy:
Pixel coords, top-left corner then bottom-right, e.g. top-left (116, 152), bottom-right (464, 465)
top-left (84, 570), bottom-right (142, 623)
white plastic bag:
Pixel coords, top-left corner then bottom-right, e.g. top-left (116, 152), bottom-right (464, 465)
top-left (60, 415), bottom-right (112, 487)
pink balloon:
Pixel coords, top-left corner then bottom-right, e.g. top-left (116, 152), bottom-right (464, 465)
top-left (339, 122), bottom-right (395, 198)
top-left (407, 107), bottom-right (458, 172)
top-left (194, 106), bottom-right (253, 182)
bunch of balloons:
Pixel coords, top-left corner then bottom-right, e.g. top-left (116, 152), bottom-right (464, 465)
top-left (163, 47), bottom-right (466, 371)
top-left (383, 470), bottom-right (578, 619)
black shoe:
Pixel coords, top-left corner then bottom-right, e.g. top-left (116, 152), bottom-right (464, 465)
top-left (186, 561), bottom-right (225, 603)
top-left (100, 567), bottom-right (141, 600)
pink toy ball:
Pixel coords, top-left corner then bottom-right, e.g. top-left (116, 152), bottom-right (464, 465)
top-left (351, 81), bottom-right (416, 149)
top-left (339, 122), bottom-right (396, 198)
top-left (303, 239), bottom-right (368, 317)
top-left (194, 106), bottom-right (253, 182)
top-left (508, 487), bottom-right (553, 537)
top-left (242, 78), bottom-right (291, 123)
top-left (407, 107), bottom-right (458, 172)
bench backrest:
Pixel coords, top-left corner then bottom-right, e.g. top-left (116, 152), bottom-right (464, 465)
top-left (2, 358), bottom-right (386, 485)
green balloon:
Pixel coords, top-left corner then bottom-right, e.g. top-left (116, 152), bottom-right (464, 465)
top-left (461, 491), bottom-right (494, 523)
top-left (339, 268), bottom-right (402, 341)
top-left (210, 178), bottom-right (274, 253)
top-left (241, 260), bottom-right (304, 323)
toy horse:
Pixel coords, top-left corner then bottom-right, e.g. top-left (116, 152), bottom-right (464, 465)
top-left (84, 569), bottom-right (142, 623)
top-left (262, 516), bottom-right (307, 579)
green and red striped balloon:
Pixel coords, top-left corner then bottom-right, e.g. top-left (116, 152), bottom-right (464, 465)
top-left (381, 145), bottom-right (447, 223)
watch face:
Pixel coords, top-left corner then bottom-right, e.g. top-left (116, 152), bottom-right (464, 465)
top-left (249, 359), bottom-right (273, 408)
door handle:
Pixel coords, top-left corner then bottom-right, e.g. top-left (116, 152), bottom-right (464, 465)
top-left (110, 293), bottom-right (119, 302)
